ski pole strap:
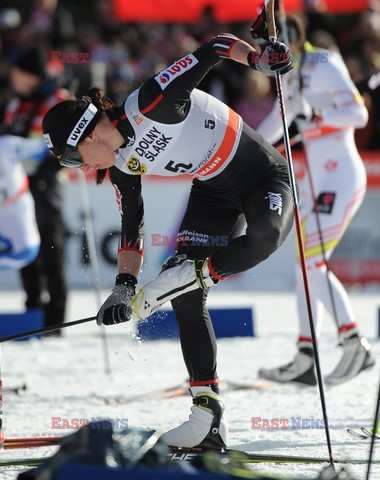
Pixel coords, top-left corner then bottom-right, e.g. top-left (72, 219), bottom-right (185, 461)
top-left (115, 273), bottom-right (137, 288)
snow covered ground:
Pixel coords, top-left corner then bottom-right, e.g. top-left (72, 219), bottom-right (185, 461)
top-left (1, 289), bottom-right (380, 479)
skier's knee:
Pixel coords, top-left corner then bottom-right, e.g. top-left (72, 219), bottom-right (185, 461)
top-left (246, 224), bottom-right (282, 260)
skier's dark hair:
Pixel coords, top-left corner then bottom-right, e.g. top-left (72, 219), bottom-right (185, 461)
top-left (86, 87), bottom-right (114, 110)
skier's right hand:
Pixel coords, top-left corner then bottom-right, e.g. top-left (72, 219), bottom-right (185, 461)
top-left (248, 41), bottom-right (292, 77)
top-left (97, 275), bottom-right (137, 326)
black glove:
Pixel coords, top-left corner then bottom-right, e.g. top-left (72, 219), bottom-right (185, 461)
top-left (97, 274), bottom-right (137, 326)
top-left (248, 41), bottom-right (292, 77)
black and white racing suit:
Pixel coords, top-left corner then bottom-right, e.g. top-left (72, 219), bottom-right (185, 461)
top-left (105, 35), bottom-right (294, 388)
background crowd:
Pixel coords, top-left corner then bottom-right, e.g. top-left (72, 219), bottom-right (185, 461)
top-left (1, 0), bottom-right (380, 147)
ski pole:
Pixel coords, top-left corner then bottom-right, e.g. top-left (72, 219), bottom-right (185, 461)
top-left (366, 374), bottom-right (380, 480)
top-left (0, 316), bottom-right (96, 343)
top-left (276, 132), bottom-right (302, 154)
top-left (263, 0), bottom-right (335, 467)
top-left (77, 170), bottom-right (112, 375)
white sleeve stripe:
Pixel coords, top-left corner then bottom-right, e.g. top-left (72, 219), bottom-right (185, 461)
top-left (219, 34), bottom-right (238, 40)
top-left (213, 43), bottom-right (229, 49)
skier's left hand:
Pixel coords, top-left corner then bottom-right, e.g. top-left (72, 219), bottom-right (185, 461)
top-left (97, 274), bottom-right (137, 326)
top-left (97, 285), bottom-right (135, 325)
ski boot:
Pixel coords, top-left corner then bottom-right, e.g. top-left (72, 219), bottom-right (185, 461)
top-left (160, 386), bottom-right (228, 449)
top-left (325, 335), bottom-right (375, 385)
top-left (132, 254), bottom-right (217, 319)
top-left (258, 344), bottom-right (317, 386)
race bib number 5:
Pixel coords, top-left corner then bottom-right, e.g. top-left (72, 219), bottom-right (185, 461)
top-left (154, 54), bottom-right (199, 90)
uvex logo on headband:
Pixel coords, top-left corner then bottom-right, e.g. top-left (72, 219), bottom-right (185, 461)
top-left (67, 103), bottom-right (98, 147)
top-left (70, 117), bottom-right (89, 142)
top-left (43, 133), bottom-right (53, 148)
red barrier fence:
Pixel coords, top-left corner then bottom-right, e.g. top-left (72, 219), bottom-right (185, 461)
top-left (113, 0), bottom-right (369, 23)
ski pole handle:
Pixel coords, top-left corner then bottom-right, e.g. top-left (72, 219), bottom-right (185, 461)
top-left (0, 316), bottom-right (97, 343)
top-left (264, 0), bottom-right (277, 41)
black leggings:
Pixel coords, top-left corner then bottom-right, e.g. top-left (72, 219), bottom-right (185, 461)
top-left (171, 123), bottom-right (294, 384)
top-left (20, 171), bottom-right (67, 327)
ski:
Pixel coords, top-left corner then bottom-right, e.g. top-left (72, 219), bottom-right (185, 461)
top-left (3, 436), bottom-right (63, 450)
top-left (104, 380), bottom-right (272, 405)
top-left (1, 448), bottom-right (377, 468)
top-left (362, 427), bottom-right (380, 439)
top-left (0, 457), bottom-right (45, 467)
top-left (347, 428), bottom-right (380, 440)
top-left (4, 436), bottom-right (62, 449)
top-left (104, 383), bottom-right (187, 405)
top-left (347, 428), bottom-right (369, 440)
top-left (6, 436), bottom-right (63, 444)
top-left (2, 383), bottom-right (27, 395)
top-left (5, 442), bottom-right (58, 450)
top-left (168, 447), bottom-right (379, 465)
top-left (222, 380), bottom-right (272, 391)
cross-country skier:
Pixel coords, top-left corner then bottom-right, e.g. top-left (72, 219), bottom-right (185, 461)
top-left (0, 133), bottom-right (45, 447)
top-left (42, 34), bottom-right (293, 449)
top-left (0, 135), bottom-right (44, 270)
top-left (257, 16), bottom-right (375, 386)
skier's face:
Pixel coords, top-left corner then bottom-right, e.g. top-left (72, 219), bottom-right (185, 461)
top-left (78, 133), bottom-right (115, 172)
